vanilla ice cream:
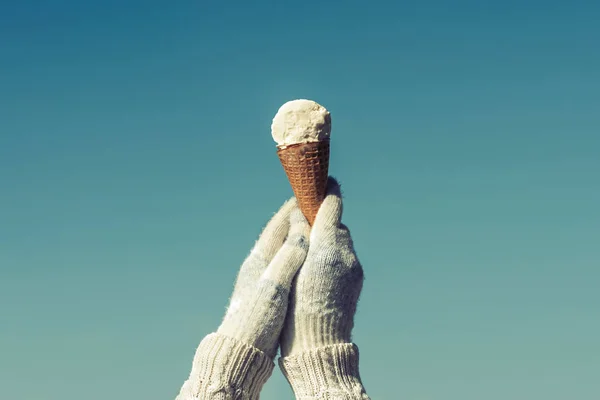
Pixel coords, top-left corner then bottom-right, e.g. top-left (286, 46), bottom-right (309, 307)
top-left (271, 99), bottom-right (331, 148)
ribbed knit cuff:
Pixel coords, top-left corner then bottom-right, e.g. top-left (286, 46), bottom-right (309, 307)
top-left (281, 311), bottom-right (354, 356)
top-left (176, 333), bottom-right (274, 400)
top-left (278, 343), bottom-right (370, 400)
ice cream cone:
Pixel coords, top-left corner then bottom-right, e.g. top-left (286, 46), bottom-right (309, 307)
top-left (271, 99), bottom-right (332, 225)
top-left (277, 140), bottom-right (330, 225)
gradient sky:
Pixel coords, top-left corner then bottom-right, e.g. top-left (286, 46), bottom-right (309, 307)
top-left (1, 1), bottom-right (599, 399)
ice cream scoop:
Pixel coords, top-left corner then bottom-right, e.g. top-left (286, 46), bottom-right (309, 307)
top-left (271, 99), bottom-right (331, 148)
top-left (271, 99), bottom-right (331, 225)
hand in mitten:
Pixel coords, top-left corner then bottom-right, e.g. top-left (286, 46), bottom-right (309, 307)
top-left (176, 199), bottom-right (310, 400)
top-left (280, 178), bottom-right (370, 399)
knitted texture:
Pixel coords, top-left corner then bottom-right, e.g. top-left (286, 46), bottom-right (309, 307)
top-left (280, 178), bottom-right (364, 357)
top-left (175, 333), bottom-right (274, 400)
top-left (279, 178), bottom-right (369, 398)
top-left (279, 344), bottom-right (370, 400)
top-left (176, 199), bottom-right (310, 399)
top-left (218, 199), bottom-right (310, 358)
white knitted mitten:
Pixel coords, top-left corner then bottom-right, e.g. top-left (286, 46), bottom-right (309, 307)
top-left (217, 199), bottom-right (310, 357)
top-left (176, 199), bottom-right (310, 400)
top-left (280, 178), bottom-right (370, 399)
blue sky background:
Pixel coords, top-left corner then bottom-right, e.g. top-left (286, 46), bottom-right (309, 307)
top-left (1, 1), bottom-right (599, 399)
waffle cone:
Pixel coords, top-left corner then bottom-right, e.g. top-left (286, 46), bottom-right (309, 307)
top-left (277, 140), bottom-right (330, 225)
